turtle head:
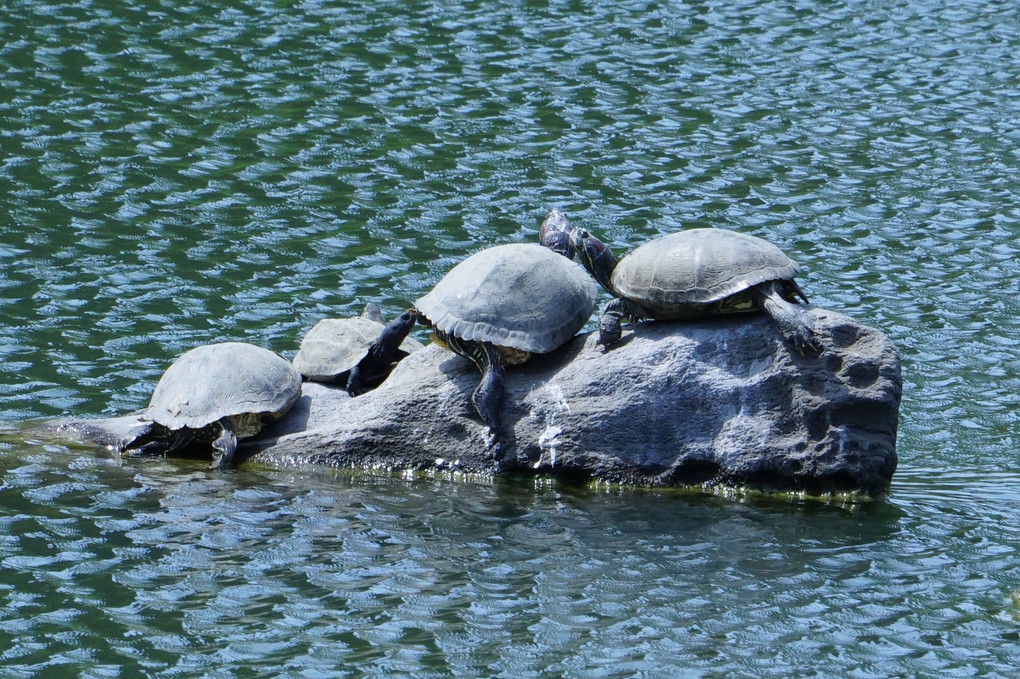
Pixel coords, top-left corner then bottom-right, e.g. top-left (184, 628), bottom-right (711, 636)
top-left (347, 309), bottom-right (419, 396)
top-left (539, 208), bottom-right (576, 259)
top-left (570, 228), bottom-right (618, 295)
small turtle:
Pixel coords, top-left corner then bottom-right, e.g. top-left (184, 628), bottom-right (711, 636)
top-left (347, 243), bottom-right (597, 441)
top-left (540, 209), bottom-right (819, 353)
top-left (121, 342), bottom-right (302, 467)
top-left (293, 303), bottom-right (423, 387)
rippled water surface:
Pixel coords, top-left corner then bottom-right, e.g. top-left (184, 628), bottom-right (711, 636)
top-left (2, 0), bottom-right (1020, 675)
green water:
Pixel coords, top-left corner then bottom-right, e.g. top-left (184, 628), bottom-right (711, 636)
top-left (2, 0), bottom-right (1020, 675)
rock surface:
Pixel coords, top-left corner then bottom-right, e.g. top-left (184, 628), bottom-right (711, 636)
top-left (37, 307), bottom-right (901, 497)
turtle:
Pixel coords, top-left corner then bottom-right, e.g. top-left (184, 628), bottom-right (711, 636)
top-left (539, 209), bottom-right (819, 353)
top-left (120, 342), bottom-right (302, 467)
top-left (292, 303), bottom-right (424, 387)
top-left (347, 243), bottom-right (597, 441)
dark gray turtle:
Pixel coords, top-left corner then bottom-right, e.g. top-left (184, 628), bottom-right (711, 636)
top-left (347, 243), bottom-right (597, 443)
top-left (293, 303), bottom-right (423, 387)
top-left (121, 342), bottom-right (302, 467)
top-left (540, 209), bottom-right (819, 353)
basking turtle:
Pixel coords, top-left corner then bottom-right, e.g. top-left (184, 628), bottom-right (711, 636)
top-left (540, 210), bottom-right (819, 353)
top-left (539, 207), bottom-right (577, 259)
top-left (293, 303), bottom-right (423, 387)
top-left (121, 342), bottom-right (302, 467)
top-left (347, 243), bottom-right (597, 439)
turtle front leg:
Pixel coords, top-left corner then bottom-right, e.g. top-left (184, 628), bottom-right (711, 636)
top-left (211, 421), bottom-right (238, 469)
top-left (119, 421), bottom-right (158, 455)
top-left (597, 298), bottom-right (626, 348)
top-left (597, 298), bottom-right (647, 349)
top-left (123, 435), bottom-right (173, 458)
top-left (121, 423), bottom-right (181, 458)
top-left (759, 282), bottom-right (821, 355)
top-left (348, 309), bottom-right (419, 396)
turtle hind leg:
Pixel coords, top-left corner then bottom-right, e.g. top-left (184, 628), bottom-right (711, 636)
top-left (348, 310), bottom-right (418, 396)
top-left (759, 282), bottom-right (821, 355)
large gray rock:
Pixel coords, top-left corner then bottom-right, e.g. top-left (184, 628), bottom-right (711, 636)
top-left (34, 307), bottom-right (900, 498)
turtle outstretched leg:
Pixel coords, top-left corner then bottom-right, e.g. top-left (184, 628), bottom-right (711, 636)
top-left (125, 440), bottom-right (169, 456)
top-left (348, 310), bottom-right (419, 396)
top-left (598, 298), bottom-right (646, 349)
top-left (122, 423), bottom-right (181, 457)
top-left (442, 334), bottom-right (506, 450)
top-left (469, 342), bottom-right (506, 436)
top-left (122, 427), bottom-right (172, 457)
top-left (758, 282), bottom-right (821, 355)
top-left (211, 422), bottom-right (238, 468)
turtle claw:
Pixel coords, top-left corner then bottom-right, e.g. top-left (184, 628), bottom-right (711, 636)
top-left (486, 432), bottom-right (502, 456)
top-left (789, 326), bottom-right (824, 356)
top-left (595, 333), bottom-right (620, 352)
top-left (211, 426), bottom-right (238, 469)
top-left (122, 440), bottom-right (168, 458)
top-left (761, 287), bottom-right (823, 357)
top-left (346, 365), bottom-right (370, 396)
top-left (472, 395), bottom-right (503, 442)
top-left (781, 310), bottom-right (823, 357)
top-left (596, 313), bottom-right (624, 350)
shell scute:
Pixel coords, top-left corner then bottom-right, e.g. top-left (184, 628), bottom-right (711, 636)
top-left (613, 229), bottom-right (801, 314)
top-left (146, 342), bottom-right (301, 431)
top-left (417, 243), bottom-right (597, 354)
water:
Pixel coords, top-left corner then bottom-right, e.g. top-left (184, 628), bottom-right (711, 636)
top-left (2, 0), bottom-right (1019, 675)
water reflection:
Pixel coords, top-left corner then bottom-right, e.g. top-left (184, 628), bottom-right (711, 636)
top-left (1, 448), bottom-right (907, 676)
top-left (4, 433), bottom-right (1020, 676)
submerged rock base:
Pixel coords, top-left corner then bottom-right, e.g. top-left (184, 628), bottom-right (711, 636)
top-left (38, 308), bottom-right (901, 498)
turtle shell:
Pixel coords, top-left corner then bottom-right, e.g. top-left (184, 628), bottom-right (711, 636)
top-left (416, 243), bottom-right (597, 353)
top-left (145, 342), bottom-right (302, 432)
top-left (612, 229), bottom-right (801, 319)
top-left (293, 317), bottom-right (423, 382)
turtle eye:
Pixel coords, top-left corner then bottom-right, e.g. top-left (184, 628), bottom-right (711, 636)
top-left (578, 229), bottom-right (590, 239)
